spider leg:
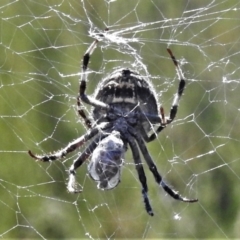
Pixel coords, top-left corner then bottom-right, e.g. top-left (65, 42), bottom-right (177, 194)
top-left (68, 123), bottom-right (113, 193)
top-left (166, 48), bottom-right (186, 124)
top-left (78, 96), bottom-right (109, 129)
top-left (146, 107), bottom-right (166, 142)
top-left (147, 49), bottom-right (186, 141)
top-left (131, 129), bottom-right (198, 203)
top-left (79, 39), bottom-right (110, 110)
top-left (77, 96), bottom-right (92, 129)
top-left (28, 122), bottom-right (111, 162)
top-left (67, 136), bottom-right (100, 193)
top-left (127, 133), bottom-right (154, 216)
top-left (138, 107), bottom-right (165, 143)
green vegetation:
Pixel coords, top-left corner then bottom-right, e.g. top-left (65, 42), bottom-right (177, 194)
top-left (0, 0), bottom-right (240, 238)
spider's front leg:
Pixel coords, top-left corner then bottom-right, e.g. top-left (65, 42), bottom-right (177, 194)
top-left (77, 38), bottom-right (111, 129)
top-left (77, 96), bottom-right (92, 129)
top-left (79, 39), bottom-right (110, 113)
top-left (166, 48), bottom-right (186, 124)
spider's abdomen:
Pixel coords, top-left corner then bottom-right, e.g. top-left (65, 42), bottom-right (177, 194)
top-left (93, 68), bottom-right (159, 119)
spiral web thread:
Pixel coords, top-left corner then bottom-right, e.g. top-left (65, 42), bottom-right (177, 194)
top-left (0, 0), bottom-right (240, 238)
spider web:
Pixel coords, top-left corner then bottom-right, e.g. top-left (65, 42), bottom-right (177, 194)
top-left (1, 0), bottom-right (240, 238)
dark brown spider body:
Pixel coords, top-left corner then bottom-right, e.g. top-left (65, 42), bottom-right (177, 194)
top-left (93, 68), bottom-right (159, 133)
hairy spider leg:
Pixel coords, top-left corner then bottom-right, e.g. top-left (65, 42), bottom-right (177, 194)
top-left (77, 95), bottom-right (92, 129)
top-left (28, 122), bottom-right (108, 161)
top-left (77, 40), bottom-right (98, 128)
top-left (127, 133), bottom-right (154, 216)
top-left (67, 122), bottom-right (114, 192)
top-left (78, 39), bottom-right (110, 129)
top-left (133, 128), bottom-right (198, 203)
top-left (160, 106), bottom-right (166, 125)
top-left (77, 39), bottom-right (113, 128)
top-left (166, 48), bottom-right (186, 123)
top-left (68, 138), bottom-right (99, 193)
top-left (147, 48), bottom-right (186, 142)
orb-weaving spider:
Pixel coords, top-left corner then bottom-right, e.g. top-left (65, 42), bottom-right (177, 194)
top-left (28, 37), bottom-right (198, 216)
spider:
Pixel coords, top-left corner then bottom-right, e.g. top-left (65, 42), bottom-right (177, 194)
top-left (28, 37), bottom-right (198, 216)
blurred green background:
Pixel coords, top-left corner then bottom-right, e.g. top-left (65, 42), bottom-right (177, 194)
top-left (1, 0), bottom-right (240, 238)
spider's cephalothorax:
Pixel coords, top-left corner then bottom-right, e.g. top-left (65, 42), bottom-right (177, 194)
top-left (28, 38), bottom-right (198, 216)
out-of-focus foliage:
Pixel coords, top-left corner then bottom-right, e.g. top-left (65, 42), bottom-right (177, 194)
top-left (1, 0), bottom-right (240, 238)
